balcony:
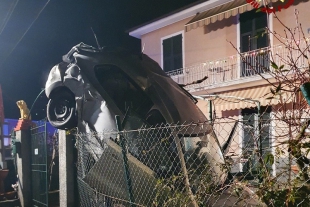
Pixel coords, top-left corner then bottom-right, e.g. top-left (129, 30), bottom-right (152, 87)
top-left (166, 41), bottom-right (310, 91)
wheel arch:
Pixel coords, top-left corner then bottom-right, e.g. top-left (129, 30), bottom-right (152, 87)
top-left (48, 86), bottom-right (75, 99)
top-left (47, 86), bottom-right (77, 130)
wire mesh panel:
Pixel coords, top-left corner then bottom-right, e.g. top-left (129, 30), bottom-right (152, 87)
top-left (75, 106), bottom-right (310, 207)
top-left (31, 119), bottom-right (48, 207)
top-left (76, 122), bottom-right (232, 207)
top-left (76, 130), bottom-right (153, 207)
top-left (203, 93), bottom-right (310, 206)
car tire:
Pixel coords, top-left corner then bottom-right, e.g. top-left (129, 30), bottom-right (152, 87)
top-left (47, 89), bottom-right (77, 130)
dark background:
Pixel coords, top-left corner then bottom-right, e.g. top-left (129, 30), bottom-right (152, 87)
top-left (0, 0), bottom-right (199, 120)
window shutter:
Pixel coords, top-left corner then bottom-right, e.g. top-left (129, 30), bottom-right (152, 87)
top-left (163, 34), bottom-right (183, 72)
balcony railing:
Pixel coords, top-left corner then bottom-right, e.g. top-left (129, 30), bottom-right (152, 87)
top-left (166, 41), bottom-right (310, 90)
top-left (167, 56), bottom-right (238, 89)
top-left (240, 49), bottom-right (270, 77)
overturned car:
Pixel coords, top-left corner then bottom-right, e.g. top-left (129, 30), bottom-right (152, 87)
top-left (45, 43), bottom-right (226, 206)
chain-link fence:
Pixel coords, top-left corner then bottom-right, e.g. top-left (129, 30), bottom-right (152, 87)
top-left (75, 103), bottom-right (310, 206)
top-left (31, 119), bottom-right (49, 206)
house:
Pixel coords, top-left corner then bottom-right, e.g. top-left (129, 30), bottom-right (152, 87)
top-left (128, 0), bottom-right (310, 179)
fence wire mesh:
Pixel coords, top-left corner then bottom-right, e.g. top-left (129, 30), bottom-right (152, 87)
top-left (31, 119), bottom-right (48, 207)
top-left (75, 105), bottom-right (310, 206)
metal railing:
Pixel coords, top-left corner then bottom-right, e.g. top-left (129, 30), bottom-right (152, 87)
top-left (167, 40), bottom-right (310, 89)
top-left (166, 56), bottom-right (238, 89)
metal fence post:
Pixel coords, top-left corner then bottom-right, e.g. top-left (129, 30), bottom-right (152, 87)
top-left (115, 115), bottom-right (135, 207)
top-left (257, 102), bottom-right (264, 183)
top-left (173, 132), bottom-right (198, 207)
top-left (209, 99), bottom-right (212, 122)
top-left (257, 102), bottom-right (262, 157)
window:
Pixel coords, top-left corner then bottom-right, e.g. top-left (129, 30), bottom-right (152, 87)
top-left (162, 33), bottom-right (183, 72)
top-left (240, 10), bottom-right (269, 77)
top-left (242, 107), bottom-right (271, 173)
top-left (95, 65), bottom-right (154, 118)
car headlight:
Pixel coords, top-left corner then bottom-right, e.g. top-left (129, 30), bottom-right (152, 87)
top-left (45, 65), bottom-right (63, 97)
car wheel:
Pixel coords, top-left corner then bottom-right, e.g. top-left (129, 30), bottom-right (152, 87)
top-left (47, 89), bottom-right (77, 129)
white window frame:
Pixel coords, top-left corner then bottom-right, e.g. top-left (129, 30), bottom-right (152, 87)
top-left (237, 14), bottom-right (241, 78)
top-left (237, 12), bottom-right (272, 51)
top-left (240, 107), bottom-right (273, 174)
top-left (270, 111), bottom-right (276, 176)
top-left (160, 31), bottom-right (185, 72)
top-left (236, 12), bottom-right (273, 78)
top-left (238, 112), bottom-right (243, 172)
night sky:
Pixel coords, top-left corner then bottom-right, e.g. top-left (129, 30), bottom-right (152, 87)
top-left (0, 0), bottom-right (199, 120)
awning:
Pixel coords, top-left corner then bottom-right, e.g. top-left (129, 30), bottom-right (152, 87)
top-left (196, 85), bottom-right (294, 112)
top-left (185, 0), bottom-right (277, 32)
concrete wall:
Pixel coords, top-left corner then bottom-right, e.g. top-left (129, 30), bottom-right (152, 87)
top-left (16, 130), bottom-right (31, 207)
top-left (184, 15), bottom-right (237, 66)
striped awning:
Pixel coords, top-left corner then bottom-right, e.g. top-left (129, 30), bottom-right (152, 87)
top-left (196, 85), bottom-right (294, 112)
top-left (185, 0), bottom-right (277, 32)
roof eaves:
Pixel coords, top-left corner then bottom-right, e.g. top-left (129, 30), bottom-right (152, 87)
top-left (128, 0), bottom-right (232, 39)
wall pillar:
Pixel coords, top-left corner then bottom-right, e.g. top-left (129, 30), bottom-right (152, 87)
top-left (15, 129), bottom-right (32, 207)
top-left (59, 130), bottom-right (76, 207)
